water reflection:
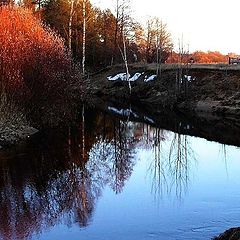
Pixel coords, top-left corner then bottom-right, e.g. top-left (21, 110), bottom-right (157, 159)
top-left (0, 112), bottom-right (137, 239)
top-left (0, 110), bottom-right (236, 240)
top-left (142, 127), bottom-right (195, 199)
top-left (168, 133), bottom-right (193, 198)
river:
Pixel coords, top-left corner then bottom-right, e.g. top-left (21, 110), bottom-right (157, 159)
top-left (0, 107), bottom-right (239, 240)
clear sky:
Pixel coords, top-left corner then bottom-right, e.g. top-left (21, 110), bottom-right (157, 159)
top-left (91, 0), bottom-right (240, 54)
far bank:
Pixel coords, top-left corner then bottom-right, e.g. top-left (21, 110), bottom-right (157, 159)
top-left (85, 63), bottom-right (240, 118)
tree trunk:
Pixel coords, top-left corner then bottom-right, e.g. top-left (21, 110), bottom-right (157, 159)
top-left (68, 0), bottom-right (74, 52)
top-left (119, 32), bottom-right (131, 94)
top-left (112, 0), bottom-right (119, 65)
top-left (123, 35), bottom-right (131, 93)
top-left (82, 0), bottom-right (86, 75)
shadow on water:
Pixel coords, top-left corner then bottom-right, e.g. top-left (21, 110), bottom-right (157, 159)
top-left (0, 106), bottom-right (239, 239)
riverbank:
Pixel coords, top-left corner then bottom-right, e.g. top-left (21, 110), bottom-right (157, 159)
top-left (0, 100), bottom-right (38, 148)
top-left (214, 227), bottom-right (240, 240)
top-left (86, 63), bottom-right (240, 117)
top-left (0, 123), bottom-right (38, 148)
top-left (1, 63), bottom-right (240, 148)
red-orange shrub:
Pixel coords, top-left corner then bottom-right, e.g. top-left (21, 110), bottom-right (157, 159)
top-left (0, 6), bottom-right (79, 124)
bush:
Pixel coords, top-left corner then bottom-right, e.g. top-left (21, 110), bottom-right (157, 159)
top-left (0, 6), bottom-right (80, 125)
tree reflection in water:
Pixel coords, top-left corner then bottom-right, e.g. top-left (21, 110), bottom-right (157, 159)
top-left (0, 111), bottom-right (198, 239)
top-left (145, 125), bottom-right (196, 199)
top-left (168, 133), bottom-right (195, 198)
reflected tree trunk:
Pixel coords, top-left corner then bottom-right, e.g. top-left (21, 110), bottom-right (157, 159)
top-left (82, 104), bottom-right (85, 160)
top-left (82, 0), bottom-right (86, 75)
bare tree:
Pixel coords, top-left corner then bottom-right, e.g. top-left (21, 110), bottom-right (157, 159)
top-left (145, 17), bottom-right (173, 78)
top-left (156, 19), bottom-right (172, 78)
top-left (112, 0), bottom-right (119, 65)
top-left (113, 0), bottom-right (132, 93)
top-left (175, 35), bottom-right (190, 96)
top-left (112, 0), bottom-right (133, 63)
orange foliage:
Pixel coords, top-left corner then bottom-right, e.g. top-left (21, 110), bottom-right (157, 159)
top-left (166, 52), bottom-right (189, 64)
top-left (192, 51), bottom-right (228, 64)
top-left (0, 6), bottom-right (72, 102)
top-left (167, 51), bottom-right (228, 64)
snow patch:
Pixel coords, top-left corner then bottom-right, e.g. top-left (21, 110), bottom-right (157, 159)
top-left (144, 75), bottom-right (157, 82)
top-left (181, 75), bottom-right (196, 83)
top-left (129, 72), bottom-right (142, 81)
top-left (107, 73), bottom-right (130, 81)
top-left (184, 75), bottom-right (192, 81)
top-left (107, 72), bottom-right (143, 81)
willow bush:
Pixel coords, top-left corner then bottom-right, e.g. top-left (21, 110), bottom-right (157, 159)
top-left (0, 6), bottom-right (81, 125)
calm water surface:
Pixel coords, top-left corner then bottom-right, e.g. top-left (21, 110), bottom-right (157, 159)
top-left (0, 110), bottom-right (239, 240)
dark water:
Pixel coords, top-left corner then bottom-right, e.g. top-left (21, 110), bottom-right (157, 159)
top-left (0, 109), bottom-right (239, 240)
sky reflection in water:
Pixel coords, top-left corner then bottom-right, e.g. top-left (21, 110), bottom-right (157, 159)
top-left (0, 112), bottom-right (239, 240)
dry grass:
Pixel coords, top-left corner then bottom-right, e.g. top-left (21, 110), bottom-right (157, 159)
top-left (130, 63), bottom-right (240, 72)
top-left (0, 89), bottom-right (27, 127)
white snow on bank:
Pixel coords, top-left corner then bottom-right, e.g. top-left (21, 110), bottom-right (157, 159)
top-left (184, 75), bottom-right (192, 81)
top-left (107, 73), bottom-right (195, 84)
top-left (107, 73), bottom-right (130, 81)
top-left (182, 75), bottom-right (195, 83)
top-left (107, 72), bottom-right (144, 82)
top-left (144, 75), bottom-right (157, 82)
top-left (129, 72), bottom-right (142, 81)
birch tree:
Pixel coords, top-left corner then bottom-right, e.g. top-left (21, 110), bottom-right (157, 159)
top-left (116, 0), bottom-right (132, 93)
top-left (68, 0), bottom-right (75, 52)
top-left (82, 0), bottom-right (86, 75)
top-left (112, 0), bottom-right (132, 64)
top-left (118, 29), bottom-right (131, 93)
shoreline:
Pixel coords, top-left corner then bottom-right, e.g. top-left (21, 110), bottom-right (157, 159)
top-left (1, 63), bottom-right (240, 148)
top-left (86, 64), bottom-right (240, 118)
top-left (0, 124), bottom-right (38, 148)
